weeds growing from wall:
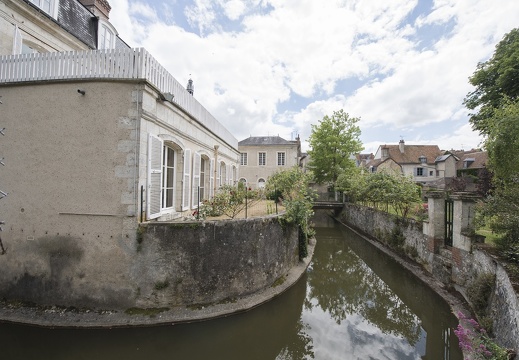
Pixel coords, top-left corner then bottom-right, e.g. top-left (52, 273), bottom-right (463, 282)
top-left (466, 272), bottom-right (496, 333)
top-left (455, 311), bottom-right (511, 360)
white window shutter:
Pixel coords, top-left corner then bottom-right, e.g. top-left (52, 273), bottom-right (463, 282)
top-left (216, 162), bottom-right (221, 188)
top-left (182, 149), bottom-right (191, 210)
top-left (226, 164), bottom-right (231, 185)
top-left (13, 25), bottom-right (22, 55)
top-left (209, 159), bottom-right (214, 198)
top-left (192, 152), bottom-right (201, 208)
top-left (147, 134), bottom-right (163, 219)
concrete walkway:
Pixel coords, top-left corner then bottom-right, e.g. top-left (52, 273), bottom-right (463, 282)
top-left (0, 240), bottom-right (315, 328)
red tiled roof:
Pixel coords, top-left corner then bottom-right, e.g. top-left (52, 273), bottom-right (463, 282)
top-left (381, 144), bottom-right (442, 165)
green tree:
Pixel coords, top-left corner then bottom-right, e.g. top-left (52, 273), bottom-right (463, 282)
top-left (464, 28), bottom-right (519, 261)
top-left (308, 110), bottom-right (363, 187)
top-left (267, 167), bottom-right (316, 258)
top-left (464, 28), bottom-right (519, 135)
top-left (480, 101), bottom-right (519, 255)
top-left (338, 171), bottom-right (421, 218)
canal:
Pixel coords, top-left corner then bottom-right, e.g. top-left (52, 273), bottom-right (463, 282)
top-left (0, 215), bottom-right (462, 359)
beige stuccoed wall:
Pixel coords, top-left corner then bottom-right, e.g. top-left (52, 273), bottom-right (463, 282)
top-left (238, 144), bottom-right (298, 188)
top-left (0, 79), bottom-right (240, 308)
top-left (0, 81), bottom-right (139, 308)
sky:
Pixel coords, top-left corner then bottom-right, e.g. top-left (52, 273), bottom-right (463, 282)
top-left (108, 0), bottom-right (519, 154)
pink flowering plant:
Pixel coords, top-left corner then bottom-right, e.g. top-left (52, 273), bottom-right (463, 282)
top-left (454, 312), bottom-right (510, 360)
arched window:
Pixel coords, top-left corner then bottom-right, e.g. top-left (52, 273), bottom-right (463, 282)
top-left (258, 178), bottom-right (266, 188)
top-left (98, 21), bottom-right (117, 49)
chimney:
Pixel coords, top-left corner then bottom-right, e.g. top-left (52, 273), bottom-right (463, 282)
top-left (186, 78), bottom-right (194, 96)
top-left (399, 139), bottom-right (405, 153)
top-left (79, 0), bottom-right (111, 20)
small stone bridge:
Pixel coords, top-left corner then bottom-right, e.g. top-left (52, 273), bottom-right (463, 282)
top-left (312, 201), bottom-right (344, 210)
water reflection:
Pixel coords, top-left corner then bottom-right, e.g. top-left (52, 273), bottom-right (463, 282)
top-left (0, 218), bottom-right (461, 360)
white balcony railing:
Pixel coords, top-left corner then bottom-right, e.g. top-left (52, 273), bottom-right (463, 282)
top-left (0, 48), bottom-right (237, 148)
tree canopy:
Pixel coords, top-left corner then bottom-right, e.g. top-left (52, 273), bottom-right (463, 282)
top-left (337, 170), bottom-right (421, 218)
top-left (307, 110), bottom-right (363, 186)
top-left (464, 28), bottom-right (519, 135)
top-left (465, 28), bottom-right (519, 261)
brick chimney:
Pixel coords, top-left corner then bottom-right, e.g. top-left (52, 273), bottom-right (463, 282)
top-left (399, 139), bottom-right (405, 153)
top-left (79, 0), bottom-right (111, 20)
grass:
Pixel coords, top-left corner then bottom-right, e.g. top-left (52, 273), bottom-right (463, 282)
top-left (476, 227), bottom-right (501, 245)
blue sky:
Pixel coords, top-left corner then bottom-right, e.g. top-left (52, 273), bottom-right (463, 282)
top-left (108, 0), bottom-right (519, 153)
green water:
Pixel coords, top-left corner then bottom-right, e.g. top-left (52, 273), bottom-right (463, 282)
top-left (0, 217), bottom-right (462, 359)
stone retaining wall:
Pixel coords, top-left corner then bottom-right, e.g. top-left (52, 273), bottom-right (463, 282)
top-left (337, 203), bottom-right (519, 351)
top-left (134, 216), bottom-right (299, 308)
top-left (0, 215), bottom-right (299, 311)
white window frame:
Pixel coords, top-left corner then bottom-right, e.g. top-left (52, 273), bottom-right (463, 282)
top-left (240, 153), bottom-right (248, 166)
top-left (258, 152), bottom-right (266, 166)
top-left (161, 145), bottom-right (176, 210)
top-left (277, 152), bottom-right (286, 166)
top-left (29, 0), bottom-right (58, 18)
top-left (98, 21), bottom-right (117, 50)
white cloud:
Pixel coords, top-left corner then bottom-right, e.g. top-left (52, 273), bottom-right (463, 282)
top-left (108, 0), bottom-right (519, 151)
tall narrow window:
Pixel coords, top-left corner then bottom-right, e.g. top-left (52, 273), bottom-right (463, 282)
top-left (240, 153), bottom-right (248, 166)
top-left (162, 146), bottom-right (175, 209)
top-left (99, 24), bottom-right (115, 49)
top-left (258, 152), bottom-right (266, 166)
top-left (277, 152), bottom-right (286, 166)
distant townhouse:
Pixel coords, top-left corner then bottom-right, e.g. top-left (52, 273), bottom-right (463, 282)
top-left (0, 0), bottom-right (239, 307)
top-left (238, 136), bottom-right (301, 189)
top-left (367, 140), bottom-right (457, 184)
top-left (453, 149), bottom-right (488, 177)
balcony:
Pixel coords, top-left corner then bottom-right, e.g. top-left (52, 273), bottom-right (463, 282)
top-left (0, 48), bottom-right (237, 147)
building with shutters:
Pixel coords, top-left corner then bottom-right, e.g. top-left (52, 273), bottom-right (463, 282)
top-left (0, 0), bottom-right (239, 308)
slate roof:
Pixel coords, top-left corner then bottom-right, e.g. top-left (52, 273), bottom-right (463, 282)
top-left (380, 144), bottom-right (442, 165)
top-left (238, 136), bottom-right (296, 146)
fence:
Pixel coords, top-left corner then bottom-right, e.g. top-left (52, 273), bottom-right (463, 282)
top-left (0, 48), bottom-right (237, 147)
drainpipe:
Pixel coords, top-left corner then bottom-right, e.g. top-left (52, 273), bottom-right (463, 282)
top-left (214, 145), bottom-right (219, 195)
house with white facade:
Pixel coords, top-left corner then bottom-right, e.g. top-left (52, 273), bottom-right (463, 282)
top-left (238, 136), bottom-right (301, 189)
top-left (0, 0), bottom-right (239, 308)
top-left (367, 140), bottom-right (457, 184)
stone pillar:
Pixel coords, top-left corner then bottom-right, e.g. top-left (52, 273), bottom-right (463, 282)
top-left (425, 191), bottom-right (445, 248)
top-left (451, 192), bottom-right (480, 252)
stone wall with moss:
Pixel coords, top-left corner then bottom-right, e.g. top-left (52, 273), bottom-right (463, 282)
top-left (338, 203), bottom-right (519, 352)
top-left (133, 216), bottom-right (299, 308)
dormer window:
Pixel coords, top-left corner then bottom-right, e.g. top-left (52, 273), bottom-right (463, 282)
top-left (463, 158), bottom-right (475, 169)
top-left (98, 22), bottom-right (116, 49)
top-left (382, 148), bottom-right (389, 158)
top-left (419, 155), bottom-right (427, 164)
top-left (29, 0), bottom-right (58, 18)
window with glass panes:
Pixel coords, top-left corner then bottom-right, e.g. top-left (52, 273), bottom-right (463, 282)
top-left (240, 153), bottom-right (248, 166)
top-left (277, 152), bottom-right (286, 166)
top-left (258, 152), bottom-right (266, 166)
top-left (162, 146), bottom-right (175, 208)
